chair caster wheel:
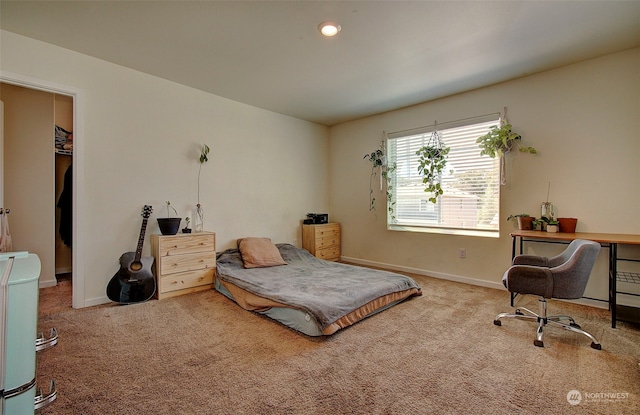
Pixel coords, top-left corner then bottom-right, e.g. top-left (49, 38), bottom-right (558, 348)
top-left (591, 342), bottom-right (602, 350)
top-left (515, 309), bottom-right (524, 316)
top-left (534, 340), bottom-right (544, 347)
top-left (493, 320), bottom-right (501, 326)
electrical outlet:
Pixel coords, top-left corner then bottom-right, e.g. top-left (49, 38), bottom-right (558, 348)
top-left (458, 248), bottom-right (466, 259)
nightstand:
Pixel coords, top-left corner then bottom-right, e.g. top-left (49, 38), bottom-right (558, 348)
top-left (302, 223), bottom-right (341, 261)
top-left (151, 232), bottom-right (216, 299)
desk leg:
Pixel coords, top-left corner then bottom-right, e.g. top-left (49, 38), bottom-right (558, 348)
top-left (610, 243), bottom-right (617, 328)
top-left (510, 236), bottom-right (520, 307)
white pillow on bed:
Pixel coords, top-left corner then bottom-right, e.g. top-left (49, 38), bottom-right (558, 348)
top-left (237, 237), bottom-right (287, 269)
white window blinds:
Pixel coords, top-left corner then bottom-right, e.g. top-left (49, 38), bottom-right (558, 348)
top-left (387, 114), bottom-right (500, 237)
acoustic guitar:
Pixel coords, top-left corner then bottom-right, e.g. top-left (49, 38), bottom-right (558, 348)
top-left (106, 205), bottom-right (156, 304)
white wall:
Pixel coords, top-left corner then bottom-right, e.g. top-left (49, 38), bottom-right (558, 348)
top-left (1, 30), bottom-right (330, 307)
top-left (329, 48), bottom-right (640, 304)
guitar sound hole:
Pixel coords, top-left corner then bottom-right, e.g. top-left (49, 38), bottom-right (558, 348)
top-left (130, 262), bottom-right (142, 271)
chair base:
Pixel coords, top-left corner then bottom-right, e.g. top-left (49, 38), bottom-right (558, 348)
top-left (494, 297), bottom-right (601, 350)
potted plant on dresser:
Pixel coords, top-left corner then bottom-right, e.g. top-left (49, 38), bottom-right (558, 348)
top-left (182, 217), bottom-right (192, 234)
top-left (195, 144), bottom-right (210, 232)
top-left (157, 201), bottom-right (181, 235)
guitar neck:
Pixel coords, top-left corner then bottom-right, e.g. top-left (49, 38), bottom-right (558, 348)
top-left (134, 218), bottom-right (149, 262)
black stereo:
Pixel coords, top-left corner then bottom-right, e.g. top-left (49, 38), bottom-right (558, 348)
top-left (305, 213), bottom-right (328, 224)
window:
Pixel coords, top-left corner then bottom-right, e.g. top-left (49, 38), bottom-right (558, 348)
top-left (386, 114), bottom-right (500, 237)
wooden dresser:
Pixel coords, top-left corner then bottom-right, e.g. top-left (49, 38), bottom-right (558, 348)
top-left (151, 232), bottom-right (216, 299)
top-left (302, 223), bottom-right (341, 261)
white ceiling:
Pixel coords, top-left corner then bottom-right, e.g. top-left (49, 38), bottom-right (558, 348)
top-left (2, 1), bottom-right (639, 126)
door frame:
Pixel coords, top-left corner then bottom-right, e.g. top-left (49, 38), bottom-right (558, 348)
top-left (1, 71), bottom-right (86, 309)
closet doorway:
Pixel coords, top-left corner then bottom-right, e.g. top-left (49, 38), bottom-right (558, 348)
top-left (0, 74), bottom-right (85, 309)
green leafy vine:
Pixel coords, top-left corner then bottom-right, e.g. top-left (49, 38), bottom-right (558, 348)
top-left (364, 142), bottom-right (396, 218)
top-left (416, 144), bottom-right (450, 204)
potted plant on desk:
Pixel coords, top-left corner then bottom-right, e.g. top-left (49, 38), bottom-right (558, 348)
top-left (558, 217), bottom-right (578, 233)
top-left (534, 217), bottom-right (559, 233)
top-left (507, 214), bottom-right (536, 230)
top-left (546, 219), bottom-right (560, 233)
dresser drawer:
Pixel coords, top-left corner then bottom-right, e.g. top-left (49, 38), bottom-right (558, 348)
top-left (314, 225), bottom-right (340, 239)
top-left (158, 268), bottom-right (215, 294)
top-left (316, 234), bottom-right (340, 249)
top-left (159, 251), bottom-right (215, 275)
top-left (316, 246), bottom-right (340, 261)
top-left (157, 233), bottom-right (215, 257)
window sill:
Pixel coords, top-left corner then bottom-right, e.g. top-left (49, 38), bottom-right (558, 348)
top-left (387, 224), bottom-right (499, 238)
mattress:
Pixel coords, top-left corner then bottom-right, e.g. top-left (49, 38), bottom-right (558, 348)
top-left (215, 244), bottom-right (421, 336)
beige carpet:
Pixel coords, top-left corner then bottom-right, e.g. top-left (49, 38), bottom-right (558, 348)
top-left (37, 274), bottom-right (640, 414)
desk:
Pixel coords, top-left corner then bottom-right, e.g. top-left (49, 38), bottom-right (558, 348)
top-left (510, 230), bottom-right (640, 328)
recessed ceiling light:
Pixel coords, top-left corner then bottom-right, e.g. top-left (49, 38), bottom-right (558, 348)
top-left (318, 21), bottom-right (341, 37)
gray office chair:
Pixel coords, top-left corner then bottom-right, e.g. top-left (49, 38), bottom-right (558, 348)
top-left (494, 239), bottom-right (602, 349)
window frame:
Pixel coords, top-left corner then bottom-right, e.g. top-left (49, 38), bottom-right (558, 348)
top-left (386, 114), bottom-right (501, 238)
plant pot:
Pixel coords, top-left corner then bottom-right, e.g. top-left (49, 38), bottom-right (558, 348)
top-left (546, 224), bottom-right (559, 233)
top-left (558, 217), bottom-right (578, 233)
top-left (517, 216), bottom-right (535, 230)
top-left (157, 218), bottom-right (181, 235)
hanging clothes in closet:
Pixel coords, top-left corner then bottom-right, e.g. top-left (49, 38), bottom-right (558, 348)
top-left (57, 164), bottom-right (72, 247)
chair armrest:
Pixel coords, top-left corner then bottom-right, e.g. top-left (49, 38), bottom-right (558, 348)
top-left (503, 265), bottom-right (553, 298)
top-left (513, 255), bottom-right (550, 267)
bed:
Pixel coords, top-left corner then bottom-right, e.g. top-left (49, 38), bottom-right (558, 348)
top-left (215, 238), bottom-right (422, 336)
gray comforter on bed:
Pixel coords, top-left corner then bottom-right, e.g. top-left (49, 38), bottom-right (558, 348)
top-left (216, 244), bottom-right (421, 330)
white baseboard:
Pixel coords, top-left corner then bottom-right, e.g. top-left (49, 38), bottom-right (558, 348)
top-left (83, 295), bottom-right (110, 308)
top-left (39, 278), bottom-right (58, 289)
top-left (341, 256), bottom-right (609, 310)
top-left (341, 255), bottom-right (504, 290)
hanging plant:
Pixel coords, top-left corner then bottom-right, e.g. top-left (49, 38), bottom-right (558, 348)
top-left (476, 107), bottom-right (536, 185)
top-left (416, 123), bottom-right (450, 204)
top-left (476, 122), bottom-right (536, 158)
top-left (416, 144), bottom-right (450, 204)
top-left (364, 138), bottom-right (396, 217)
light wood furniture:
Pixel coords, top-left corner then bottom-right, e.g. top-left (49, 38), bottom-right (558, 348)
top-left (510, 230), bottom-right (640, 328)
top-left (302, 223), bottom-right (341, 261)
top-left (151, 232), bottom-right (216, 300)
